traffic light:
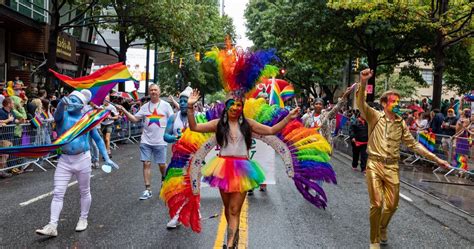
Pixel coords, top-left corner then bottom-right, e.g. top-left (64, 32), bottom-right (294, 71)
top-left (195, 52), bottom-right (200, 61)
top-left (279, 68), bottom-right (286, 75)
top-left (352, 58), bottom-right (359, 72)
top-left (170, 51), bottom-right (174, 63)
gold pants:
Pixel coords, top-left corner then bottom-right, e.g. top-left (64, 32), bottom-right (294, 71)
top-left (366, 159), bottom-right (400, 244)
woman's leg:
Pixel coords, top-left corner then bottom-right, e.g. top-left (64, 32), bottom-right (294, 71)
top-left (222, 191), bottom-right (247, 247)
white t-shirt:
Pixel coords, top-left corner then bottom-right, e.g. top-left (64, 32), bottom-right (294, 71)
top-left (135, 100), bottom-right (173, 145)
top-left (101, 104), bottom-right (119, 125)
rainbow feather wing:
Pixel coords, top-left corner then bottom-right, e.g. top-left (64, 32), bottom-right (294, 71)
top-left (160, 114), bottom-right (213, 232)
top-left (244, 98), bottom-right (336, 209)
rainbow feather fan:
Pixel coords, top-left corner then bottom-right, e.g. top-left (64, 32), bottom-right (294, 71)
top-left (204, 46), bottom-right (277, 96)
top-left (161, 99), bottom-right (336, 233)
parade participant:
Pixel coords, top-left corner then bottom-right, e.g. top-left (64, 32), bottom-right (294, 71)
top-left (187, 88), bottom-right (300, 247)
top-left (350, 111), bottom-right (368, 172)
top-left (100, 95), bottom-right (120, 158)
top-left (163, 86), bottom-right (192, 229)
top-left (160, 45), bottom-right (335, 249)
top-left (356, 69), bottom-right (450, 249)
top-left (117, 84), bottom-right (174, 200)
top-left (304, 87), bottom-right (353, 143)
top-left (36, 90), bottom-right (117, 237)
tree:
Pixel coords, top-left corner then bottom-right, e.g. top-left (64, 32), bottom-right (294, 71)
top-left (420, 0), bottom-right (473, 108)
top-left (375, 74), bottom-right (420, 100)
top-left (245, 0), bottom-right (347, 103)
top-left (444, 39), bottom-right (474, 94)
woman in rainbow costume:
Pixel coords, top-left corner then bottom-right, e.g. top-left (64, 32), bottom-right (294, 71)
top-left (160, 42), bottom-right (337, 248)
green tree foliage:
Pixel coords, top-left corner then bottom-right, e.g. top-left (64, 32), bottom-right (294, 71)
top-left (245, 0), bottom-right (347, 103)
top-left (445, 39), bottom-right (474, 94)
top-left (375, 74), bottom-right (419, 100)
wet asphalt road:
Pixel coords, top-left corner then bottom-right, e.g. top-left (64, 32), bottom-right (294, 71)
top-left (0, 143), bottom-right (472, 248)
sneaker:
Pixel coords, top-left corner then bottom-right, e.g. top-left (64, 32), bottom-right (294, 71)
top-left (139, 190), bottom-right (152, 200)
top-left (247, 190), bottom-right (254, 196)
top-left (36, 223), bottom-right (58, 237)
top-left (91, 162), bottom-right (100, 169)
top-left (259, 184), bottom-right (267, 192)
top-left (166, 215), bottom-right (181, 229)
top-left (75, 218), bottom-right (88, 232)
top-left (352, 167), bottom-right (358, 171)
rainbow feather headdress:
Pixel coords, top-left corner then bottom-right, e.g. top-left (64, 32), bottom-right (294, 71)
top-left (204, 38), bottom-right (277, 100)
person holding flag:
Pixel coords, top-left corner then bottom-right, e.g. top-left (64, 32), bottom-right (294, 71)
top-left (304, 86), bottom-right (353, 144)
top-left (36, 90), bottom-right (117, 237)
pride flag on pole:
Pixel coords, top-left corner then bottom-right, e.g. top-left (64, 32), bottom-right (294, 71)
top-left (31, 115), bottom-right (42, 128)
top-left (269, 77), bottom-right (284, 108)
top-left (333, 113), bottom-right (349, 136)
top-left (50, 63), bottom-right (138, 105)
top-left (280, 85), bottom-right (295, 101)
top-left (453, 154), bottom-right (469, 171)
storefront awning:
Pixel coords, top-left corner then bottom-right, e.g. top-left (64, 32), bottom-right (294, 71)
top-left (77, 41), bottom-right (119, 65)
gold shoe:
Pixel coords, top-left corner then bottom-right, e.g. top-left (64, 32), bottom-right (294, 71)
top-left (369, 243), bottom-right (380, 249)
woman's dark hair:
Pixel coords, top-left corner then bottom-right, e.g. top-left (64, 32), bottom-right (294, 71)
top-left (216, 100), bottom-right (252, 150)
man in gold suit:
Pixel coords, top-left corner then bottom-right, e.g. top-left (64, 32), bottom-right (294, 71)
top-left (356, 69), bottom-right (450, 249)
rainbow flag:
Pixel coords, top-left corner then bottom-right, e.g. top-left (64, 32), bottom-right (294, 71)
top-left (269, 78), bottom-right (284, 108)
top-left (50, 63), bottom-right (138, 105)
top-left (31, 115), bottom-right (42, 128)
top-left (41, 111), bottom-right (49, 119)
top-left (280, 85), bottom-right (295, 101)
top-left (453, 154), bottom-right (469, 171)
top-left (333, 113), bottom-right (349, 136)
top-left (418, 130), bottom-right (436, 152)
top-left (0, 109), bottom-right (110, 157)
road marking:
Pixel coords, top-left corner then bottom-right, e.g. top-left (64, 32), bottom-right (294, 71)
top-left (399, 193), bottom-right (413, 202)
top-left (20, 175), bottom-right (95, 207)
top-left (213, 198), bottom-right (249, 249)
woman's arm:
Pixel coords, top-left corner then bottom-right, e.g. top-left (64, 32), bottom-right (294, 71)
top-left (248, 107), bottom-right (300, 135)
top-left (187, 88), bottom-right (218, 133)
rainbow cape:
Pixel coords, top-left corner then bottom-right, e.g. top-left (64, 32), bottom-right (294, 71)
top-left (161, 98), bottom-right (336, 233)
top-left (0, 109), bottom-right (109, 157)
top-left (418, 130), bottom-right (436, 152)
top-left (50, 63), bottom-right (138, 105)
top-left (453, 154), bottom-right (469, 171)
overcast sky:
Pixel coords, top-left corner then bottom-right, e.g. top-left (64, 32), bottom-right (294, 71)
top-left (223, 0), bottom-right (253, 49)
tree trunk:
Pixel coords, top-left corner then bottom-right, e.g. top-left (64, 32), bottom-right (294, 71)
top-left (367, 53), bottom-right (378, 103)
top-left (45, 9), bottom-right (60, 93)
top-left (431, 32), bottom-right (445, 110)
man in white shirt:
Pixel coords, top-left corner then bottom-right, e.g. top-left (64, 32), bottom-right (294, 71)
top-left (100, 95), bottom-right (120, 157)
top-left (117, 84), bottom-right (174, 200)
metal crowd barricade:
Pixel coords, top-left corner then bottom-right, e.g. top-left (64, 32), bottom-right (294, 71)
top-left (0, 123), bottom-right (54, 173)
top-left (434, 135), bottom-right (473, 177)
top-left (110, 118), bottom-right (134, 149)
top-left (129, 120), bottom-right (144, 144)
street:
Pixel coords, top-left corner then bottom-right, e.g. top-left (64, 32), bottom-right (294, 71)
top-left (0, 143), bottom-right (472, 248)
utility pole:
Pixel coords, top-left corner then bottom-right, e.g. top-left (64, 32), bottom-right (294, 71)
top-left (153, 42), bottom-right (159, 84)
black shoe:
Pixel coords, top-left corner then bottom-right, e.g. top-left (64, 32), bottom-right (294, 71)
top-left (247, 190), bottom-right (254, 196)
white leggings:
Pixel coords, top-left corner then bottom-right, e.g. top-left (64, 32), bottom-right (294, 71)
top-left (50, 151), bottom-right (92, 225)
